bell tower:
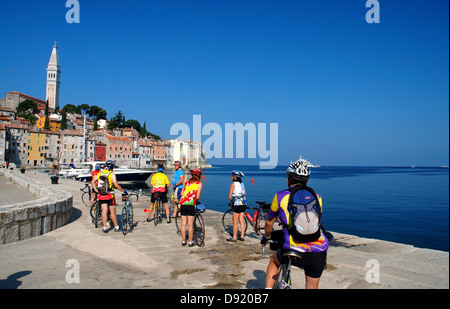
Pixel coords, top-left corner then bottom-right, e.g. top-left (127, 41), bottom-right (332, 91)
top-left (46, 41), bottom-right (61, 110)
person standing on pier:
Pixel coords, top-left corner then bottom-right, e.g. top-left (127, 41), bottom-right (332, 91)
top-left (92, 160), bottom-right (128, 233)
top-left (172, 161), bottom-right (185, 218)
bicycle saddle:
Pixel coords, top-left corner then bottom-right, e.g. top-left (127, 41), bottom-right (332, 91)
top-left (282, 250), bottom-right (303, 259)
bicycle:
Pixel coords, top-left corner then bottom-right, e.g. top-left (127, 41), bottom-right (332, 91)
top-left (90, 199), bottom-right (100, 227)
top-left (80, 183), bottom-right (93, 207)
top-left (222, 201), bottom-right (271, 236)
top-left (262, 237), bottom-right (302, 289)
top-left (121, 192), bottom-right (139, 236)
top-left (175, 203), bottom-right (206, 247)
top-left (152, 194), bottom-right (163, 226)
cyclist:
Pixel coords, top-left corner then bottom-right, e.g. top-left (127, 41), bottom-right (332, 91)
top-left (179, 168), bottom-right (203, 247)
top-left (171, 160), bottom-right (185, 218)
top-left (147, 164), bottom-right (171, 223)
top-left (89, 164), bottom-right (102, 208)
top-left (261, 157), bottom-right (329, 289)
top-left (92, 160), bottom-right (128, 233)
top-left (226, 170), bottom-right (247, 242)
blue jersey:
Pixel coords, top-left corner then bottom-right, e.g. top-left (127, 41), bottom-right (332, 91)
top-left (172, 169), bottom-right (184, 189)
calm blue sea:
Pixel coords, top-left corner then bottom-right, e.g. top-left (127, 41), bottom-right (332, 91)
top-left (132, 165), bottom-right (449, 252)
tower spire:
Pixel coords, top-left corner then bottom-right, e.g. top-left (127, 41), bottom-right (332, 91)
top-left (46, 42), bottom-right (61, 111)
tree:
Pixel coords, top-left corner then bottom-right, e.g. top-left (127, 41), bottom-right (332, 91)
top-left (107, 110), bottom-right (125, 129)
top-left (16, 100), bottom-right (38, 124)
top-left (44, 100), bottom-right (50, 130)
top-left (61, 108), bottom-right (67, 130)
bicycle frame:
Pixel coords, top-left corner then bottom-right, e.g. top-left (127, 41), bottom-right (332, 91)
top-left (222, 201), bottom-right (270, 236)
top-left (121, 193), bottom-right (138, 235)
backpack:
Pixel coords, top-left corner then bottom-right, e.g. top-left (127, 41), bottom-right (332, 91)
top-left (286, 185), bottom-right (322, 243)
top-left (97, 171), bottom-right (113, 195)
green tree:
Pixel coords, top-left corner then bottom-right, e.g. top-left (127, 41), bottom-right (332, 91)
top-left (61, 108), bottom-right (67, 130)
top-left (16, 100), bottom-right (38, 124)
top-left (108, 110), bottom-right (125, 129)
top-left (44, 100), bottom-right (50, 130)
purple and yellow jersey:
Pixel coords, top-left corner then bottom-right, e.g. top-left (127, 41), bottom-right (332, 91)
top-left (269, 189), bottom-right (329, 253)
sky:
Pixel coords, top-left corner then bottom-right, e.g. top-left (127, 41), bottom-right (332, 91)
top-left (0, 0), bottom-right (448, 167)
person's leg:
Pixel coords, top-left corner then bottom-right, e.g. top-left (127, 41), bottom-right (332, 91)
top-left (163, 202), bottom-right (171, 223)
top-left (187, 215), bottom-right (195, 244)
top-left (231, 211), bottom-right (239, 239)
top-left (101, 202), bottom-right (109, 228)
top-left (265, 252), bottom-right (281, 288)
top-left (238, 212), bottom-right (245, 239)
top-left (109, 205), bottom-right (119, 230)
top-left (304, 276), bottom-right (320, 289)
top-left (180, 215), bottom-right (187, 243)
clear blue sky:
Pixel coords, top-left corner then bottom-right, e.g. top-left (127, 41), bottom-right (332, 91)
top-left (1, 0), bottom-right (448, 167)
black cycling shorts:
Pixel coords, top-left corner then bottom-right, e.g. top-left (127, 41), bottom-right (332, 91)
top-left (180, 204), bottom-right (196, 217)
top-left (151, 191), bottom-right (168, 203)
top-left (232, 205), bottom-right (247, 213)
top-left (276, 250), bottom-right (327, 279)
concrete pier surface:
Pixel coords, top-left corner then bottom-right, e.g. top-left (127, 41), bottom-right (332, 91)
top-left (0, 168), bottom-right (448, 289)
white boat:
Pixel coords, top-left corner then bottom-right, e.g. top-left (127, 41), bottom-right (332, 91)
top-left (72, 162), bottom-right (154, 182)
top-left (58, 164), bottom-right (90, 178)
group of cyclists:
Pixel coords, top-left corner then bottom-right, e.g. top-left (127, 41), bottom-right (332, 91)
top-left (89, 157), bottom-right (329, 289)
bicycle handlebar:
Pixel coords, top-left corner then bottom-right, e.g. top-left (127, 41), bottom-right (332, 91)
top-left (261, 239), bottom-right (280, 258)
top-left (122, 192), bottom-right (139, 201)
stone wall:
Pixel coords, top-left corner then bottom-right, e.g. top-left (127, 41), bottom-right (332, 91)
top-left (0, 171), bottom-right (73, 244)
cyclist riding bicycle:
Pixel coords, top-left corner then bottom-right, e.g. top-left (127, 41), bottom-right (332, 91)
top-left (147, 164), bottom-right (171, 223)
top-left (261, 157), bottom-right (329, 289)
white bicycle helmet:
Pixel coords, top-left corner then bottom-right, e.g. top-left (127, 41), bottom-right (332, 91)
top-left (231, 170), bottom-right (245, 178)
top-left (286, 157), bottom-right (313, 181)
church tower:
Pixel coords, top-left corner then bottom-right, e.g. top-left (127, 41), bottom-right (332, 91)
top-left (46, 41), bottom-right (61, 111)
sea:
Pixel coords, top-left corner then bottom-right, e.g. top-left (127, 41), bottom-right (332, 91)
top-left (129, 165), bottom-right (449, 252)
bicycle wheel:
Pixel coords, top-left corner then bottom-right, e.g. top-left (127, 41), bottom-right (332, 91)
top-left (175, 208), bottom-right (182, 233)
top-left (81, 191), bottom-right (91, 207)
top-left (153, 200), bottom-right (160, 226)
top-left (129, 204), bottom-right (134, 232)
top-left (121, 205), bottom-right (128, 235)
top-left (221, 209), bottom-right (248, 236)
top-left (94, 201), bottom-right (101, 228)
top-left (193, 214), bottom-right (205, 247)
top-left (90, 201), bottom-right (97, 223)
top-left (255, 212), bottom-right (269, 235)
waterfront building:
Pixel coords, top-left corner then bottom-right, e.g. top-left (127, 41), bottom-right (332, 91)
top-left (0, 92), bottom-right (47, 113)
top-left (46, 42), bottom-right (61, 111)
top-left (105, 135), bottom-right (133, 166)
top-left (60, 129), bottom-right (84, 164)
top-left (0, 123), bottom-right (5, 164)
top-left (4, 124), bottom-right (28, 167)
top-left (43, 130), bottom-right (61, 166)
top-left (151, 140), bottom-right (167, 167)
top-left (168, 139), bottom-right (208, 168)
top-left (35, 114), bottom-right (61, 132)
top-left (27, 131), bottom-right (46, 167)
top-left (94, 143), bottom-right (107, 161)
top-left (135, 140), bottom-right (153, 169)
